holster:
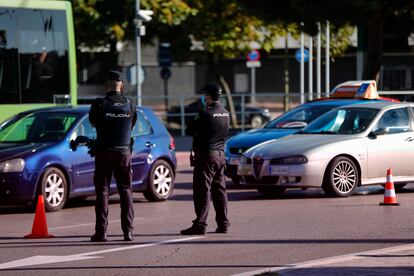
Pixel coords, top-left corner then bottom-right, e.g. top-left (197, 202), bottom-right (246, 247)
top-left (86, 139), bottom-right (97, 157)
top-left (129, 137), bottom-right (134, 153)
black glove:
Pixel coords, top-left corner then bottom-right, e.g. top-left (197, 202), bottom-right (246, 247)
top-left (86, 139), bottom-right (97, 157)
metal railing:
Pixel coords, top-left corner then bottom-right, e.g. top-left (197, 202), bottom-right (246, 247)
top-left (79, 91), bottom-right (414, 137)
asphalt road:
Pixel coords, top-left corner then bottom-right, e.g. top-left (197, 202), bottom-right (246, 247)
top-left (0, 153), bottom-right (414, 275)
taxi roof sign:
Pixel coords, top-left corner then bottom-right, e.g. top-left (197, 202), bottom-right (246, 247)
top-left (330, 80), bottom-right (379, 99)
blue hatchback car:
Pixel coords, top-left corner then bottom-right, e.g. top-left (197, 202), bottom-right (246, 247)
top-left (0, 105), bottom-right (176, 211)
top-left (225, 98), bottom-right (389, 185)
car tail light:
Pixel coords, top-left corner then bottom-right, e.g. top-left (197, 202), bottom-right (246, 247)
top-left (169, 134), bottom-right (175, 150)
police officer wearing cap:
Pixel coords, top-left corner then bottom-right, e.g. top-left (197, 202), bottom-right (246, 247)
top-left (89, 70), bottom-right (137, 242)
top-left (181, 83), bottom-right (231, 235)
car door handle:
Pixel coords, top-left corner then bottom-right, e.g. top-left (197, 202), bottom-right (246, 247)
top-left (405, 137), bottom-right (414, 141)
top-left (146, 141), bottom-right (155, 148)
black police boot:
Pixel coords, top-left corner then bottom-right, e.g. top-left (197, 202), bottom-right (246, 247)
top-left (214, 227), bottom-right (229, 233)
top-left (90, 232), bottom-right (108, 242)
top-left (180, 225), bottom-right (206, 235)
top-left (215, 222), bottom-right (230, 234)
top-left (124, 231), bottom-right (134, 241)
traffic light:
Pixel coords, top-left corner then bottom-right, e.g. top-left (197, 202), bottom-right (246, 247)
top-left (158, 43), bottom-right (172, 67)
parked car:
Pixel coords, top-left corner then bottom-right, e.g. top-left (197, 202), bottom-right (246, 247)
top-left (167, 98), bottom-right (271, 129)
top-left (226, 80), bottom-right (398, 185)
top-left (239, 102), bottom-right (414, 197)
top-left (0, 105), bottom-right (176, 211)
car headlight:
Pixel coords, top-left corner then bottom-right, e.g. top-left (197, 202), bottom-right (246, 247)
top-left (0, 158), bottom-right (25, 173)
top-left (270, 155), bottom-right (308, 165)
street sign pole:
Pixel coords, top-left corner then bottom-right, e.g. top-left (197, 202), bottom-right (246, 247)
top-left (325, 20), bottom-right (330, 97)
top-left (300, 23), bottom-right (305, 104)
top-left (284, 33), bottom-right (290, 112)
top-left (251, 67), bottom-right (256, 104)
top-left (135, 0), bottom-right (142, 106)
top-left (308, 36), bottom-right (313, 101)
top-left (246, 50), bottom-right (261, 104)
top-left (317, 23), bottom-right (321, 99)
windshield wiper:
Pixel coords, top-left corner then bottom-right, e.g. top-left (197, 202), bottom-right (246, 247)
top-left (315, 130), bottom-right (337, 134)
top-left (301, 130), bottom-right (337, 134)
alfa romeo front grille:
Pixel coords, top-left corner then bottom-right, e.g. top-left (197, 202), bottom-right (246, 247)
top-left (253, 158), bottom-right (264, 178)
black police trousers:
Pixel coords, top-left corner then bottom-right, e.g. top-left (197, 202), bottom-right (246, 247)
top-left (93, 150), bottom-right (134, 234)
top-left (192, 150), bottom-right (230, 228)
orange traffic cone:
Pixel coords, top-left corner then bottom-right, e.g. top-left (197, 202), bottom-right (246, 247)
top-left (380, 168), bottom-right (400, 206)
top-left (24, 195), bottom-right (55, 238)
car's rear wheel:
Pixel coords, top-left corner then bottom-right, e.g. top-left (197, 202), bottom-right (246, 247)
top-left (257, 186), bottom-right (286, 197)
top-left (39, 167), bottom-right (68, 212)
top-left (250, 115), bottom-right (264, 129)
top-left (322, 156), bottom-right (358, 197)
top-left (143, 160), bottom-right (174, 201)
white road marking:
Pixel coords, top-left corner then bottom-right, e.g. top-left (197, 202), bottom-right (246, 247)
top-left (232, 243), bottom-right (414, 276)
top-left (49, 218), bottom-right (144, 231)
top-left (0, 255), bottom-right (101, 270)
top-left (0, 236), bottom-right (203, 270)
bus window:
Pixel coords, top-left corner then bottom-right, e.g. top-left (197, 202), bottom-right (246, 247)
top-left (0, 1), bottom-right (76, 124)
top-left (0, 8), bottom-right (19, 104)
top-left (18, 9), bottom-right (69, 104)
top-left (0, 8), bottom-right (70, 105)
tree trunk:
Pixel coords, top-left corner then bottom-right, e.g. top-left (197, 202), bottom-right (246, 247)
top-left (362, 13), bottom-right (384, 82)
top-left (207, 54), bottom-right (238, 128)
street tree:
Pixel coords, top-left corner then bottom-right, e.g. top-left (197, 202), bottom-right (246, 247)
top-left (239, 0), bottom-right (414, 82)
top-left (144, 0), bottom-right (289, 127)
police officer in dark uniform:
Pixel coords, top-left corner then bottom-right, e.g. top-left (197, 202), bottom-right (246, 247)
top-left (181, 83), bottom-right (230, 235)
top-left (89, 70), bottom-right (137, 242)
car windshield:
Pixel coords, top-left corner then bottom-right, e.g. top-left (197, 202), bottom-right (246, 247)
top-left (264, 105), bottom-right (336, 129)
top-left (0, 112), bottom-right (79, 143)
top-left (300, 108), bottom-right (378, 134)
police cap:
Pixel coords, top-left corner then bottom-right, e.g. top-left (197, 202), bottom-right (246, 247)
top-left (107, 70), bottom-right (123, 82)
top-left (199, 83), bottom-right (222, 100)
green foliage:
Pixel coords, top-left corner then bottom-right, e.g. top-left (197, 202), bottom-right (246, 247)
top-left (71, 0), bottom-right (136, 48)
top-left (142, 0), bottom-right (197, 26)
top-left (71, 0), bottom-right (194, 49)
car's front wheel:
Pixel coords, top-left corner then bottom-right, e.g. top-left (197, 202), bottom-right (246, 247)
top-left (322, 156), bottom-right (358, 197)
top-left (39, 167), bottom-right (68, 212)
top-left (143, 160), bottom-right (174, 201)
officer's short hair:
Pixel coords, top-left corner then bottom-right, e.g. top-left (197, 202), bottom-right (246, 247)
top-left (199, 83), bottom-right (222, 101)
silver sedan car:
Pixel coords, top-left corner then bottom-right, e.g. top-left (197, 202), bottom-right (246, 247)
top-left (238, 102), bottom-right (414, 197)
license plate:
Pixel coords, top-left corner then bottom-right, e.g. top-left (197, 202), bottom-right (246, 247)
top-left (268, 166), bottom-right (289, 176)
top-left (238, 164), bottom-right (252, 175)
top-left (229, 158), bottom-right (240, 165)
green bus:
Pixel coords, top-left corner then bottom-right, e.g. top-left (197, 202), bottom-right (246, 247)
top-left (0, 0), bottom-right (77, 123)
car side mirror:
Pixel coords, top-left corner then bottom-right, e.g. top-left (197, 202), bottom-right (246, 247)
top-left (70, 135), bottom-right (90, 150)
top-left (369, 128), bottom-right (389, 138)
